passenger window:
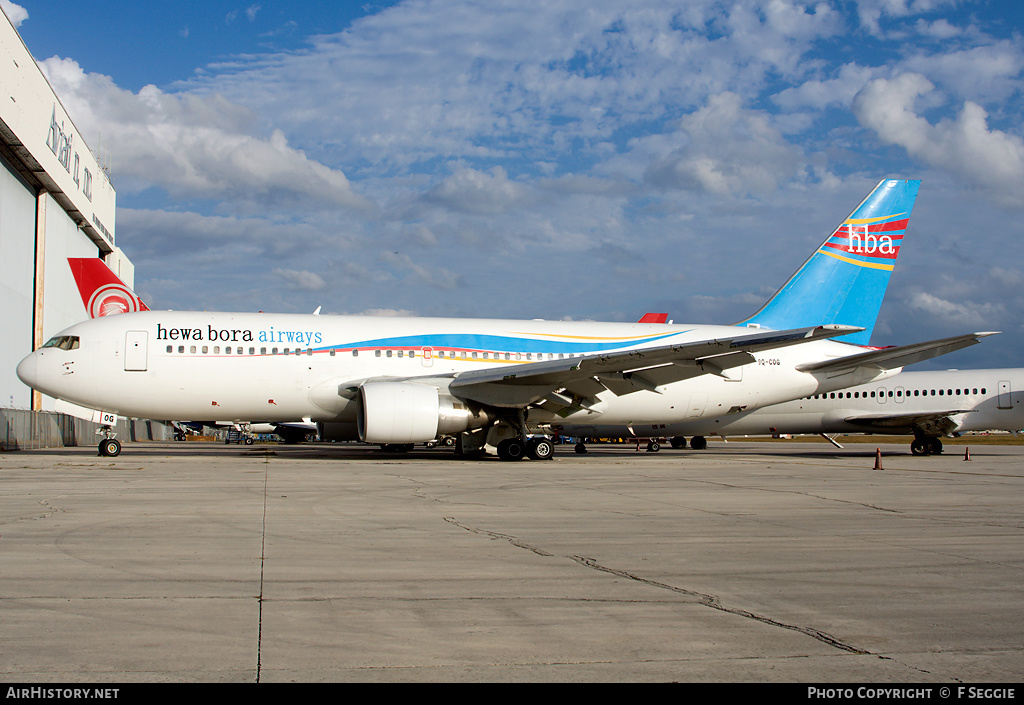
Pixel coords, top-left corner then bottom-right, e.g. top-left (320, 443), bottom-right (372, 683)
top-left (166, 345), bottom-right (173, 353)
top-left (202, 346), bottom-right (208, 354)
top-left (352, 350), bottom-right (358, 357)
top-left (249, 348), bottom-right (255, 355)
top-left (190, 346), bottom-right (196, 354)
top-left (261, 348), bottom-right (267, 355)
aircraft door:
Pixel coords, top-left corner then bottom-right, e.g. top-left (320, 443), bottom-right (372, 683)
top-left (876, 387), bottom-right (887, 404)
top-left (421, 347), bottom-right (434, 368)
top-left (687, 392), bottom-right (708, 417)
top-left (998, 380), bottom-right (1012, 409)
top-left (894, 386), bottom-right (905, 403)
top-left (125, 331), bottom-right (148, 371)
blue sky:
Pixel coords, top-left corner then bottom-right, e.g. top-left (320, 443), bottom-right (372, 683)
top-left (4, 0), bottom-right (1023, 369)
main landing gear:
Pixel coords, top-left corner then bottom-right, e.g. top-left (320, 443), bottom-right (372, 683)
top-left (497, 436), bottom-right (554, 461)
top-left (910, 436), bottom-right (943, 456)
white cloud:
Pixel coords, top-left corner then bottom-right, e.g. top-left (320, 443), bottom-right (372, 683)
top-left (0, 0), bottom-right (27, 27)
top-left (854, 0), bottom-right (960, 37)
top-left (772, 63), bottom-right (877, 111)
top-left (639, 92), bottom-right (804, 197)
top-left (38, 57), bottom-right (372, 214)
top-left (274, 269), bottom-right (327, 291)
top-left (853, 73), bottom-right (1024, 208)
top-left (424, 166), bottom-right (531, 215)
top-left (379, 251), bottom-right (461, 290)
top-left (901, 42), bottom-right (1024, 105)
top-left (906, 291), bottom-right (1004, 328)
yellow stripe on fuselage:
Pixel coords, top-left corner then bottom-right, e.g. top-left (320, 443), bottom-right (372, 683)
top-left (507, 331), bottom-right (675, 342)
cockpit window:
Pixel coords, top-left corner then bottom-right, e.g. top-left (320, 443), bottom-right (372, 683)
top-left (42, 336), bottom-right (80, 351)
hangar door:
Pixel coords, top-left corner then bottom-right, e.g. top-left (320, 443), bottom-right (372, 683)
top-left (125, 331), bottom-right (148, 371)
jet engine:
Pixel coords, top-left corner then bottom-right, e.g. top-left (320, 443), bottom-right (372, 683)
top-left (356, 381), bottom-right (493, 444)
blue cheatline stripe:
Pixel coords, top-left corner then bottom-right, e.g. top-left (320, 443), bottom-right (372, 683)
top-left (315, 330), bottom-right (688, 355)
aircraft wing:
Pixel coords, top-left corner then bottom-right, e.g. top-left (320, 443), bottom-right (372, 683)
top-left (446, 324), bottom-right (862, 409)
top-left (795, 332), bottom-right (999, 377)
top-left (840, 409), bottom-right (976, 437)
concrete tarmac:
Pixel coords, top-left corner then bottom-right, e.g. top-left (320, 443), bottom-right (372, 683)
top-left (1, 439), bottom-right (1022, 683)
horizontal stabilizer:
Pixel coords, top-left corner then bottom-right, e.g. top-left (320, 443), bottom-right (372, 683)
top-left (796, 332), bottom-right (999, 375)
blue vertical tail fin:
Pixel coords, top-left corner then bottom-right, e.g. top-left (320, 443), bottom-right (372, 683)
top-left (738, 179), bottom-right (920, 346)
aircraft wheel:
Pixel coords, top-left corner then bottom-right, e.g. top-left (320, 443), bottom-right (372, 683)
top-left (99, 438), bottom-right (121, 457)
top-left (527, 438), bottom-right (554, 460)
top-left (646, 440), bottom-right (660, 452)
top-left (929, 438), bottom-right (943, 455)
top-left (245, 437), bottom-right (254, 445)
top-left (690, 435), bottom-right (708, 450)
top-left (910, 439), bottom-right (930, 456)
top-left (670, 436), bottom-right (686, 449)
top-left (574, 442), bottom-right (588, 454)
top-left (497, 438), bottom-right (526, 461)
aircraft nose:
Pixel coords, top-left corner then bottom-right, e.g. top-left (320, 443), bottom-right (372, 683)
top-left (16, 351), bottom-right (38, 388)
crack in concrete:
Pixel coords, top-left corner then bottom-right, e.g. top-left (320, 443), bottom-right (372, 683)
top-left (446, 517), bottom-right (871, 656)
top-left (444, 517), bottom-right (553, 556)
top-left (568, 554), bottom-right (869, 654)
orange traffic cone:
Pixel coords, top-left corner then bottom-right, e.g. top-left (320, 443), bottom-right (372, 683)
top-left (874, 448), bottom-right (883, 470)
top-left (964, 447), bottom-right (972, 461)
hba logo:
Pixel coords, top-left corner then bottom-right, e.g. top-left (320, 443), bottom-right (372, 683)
top-left (846, 225), bottom-right (896, 255)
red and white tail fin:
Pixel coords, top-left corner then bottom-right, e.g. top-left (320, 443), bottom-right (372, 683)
top-left (68, 257), bottom-right (150, 318)
top-left (638, 313), bottom-right (668, 323)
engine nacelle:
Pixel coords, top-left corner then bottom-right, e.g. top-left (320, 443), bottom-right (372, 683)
top-left (357, 382), bottom-right (494, 444)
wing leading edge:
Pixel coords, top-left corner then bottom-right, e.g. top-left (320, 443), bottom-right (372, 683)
top-left (447, 324), bottom-right (861, 409)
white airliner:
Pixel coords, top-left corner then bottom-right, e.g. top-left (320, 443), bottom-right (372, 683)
top-left (590, 368), bottom-right (1023, 456)
top-left (17, 180), bottom-right (993, 459)
top-left (67, 257), bottom-right (316, 445)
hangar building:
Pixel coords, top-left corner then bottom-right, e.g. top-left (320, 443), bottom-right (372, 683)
top-left (1, 11), bottom-right (136, 415)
